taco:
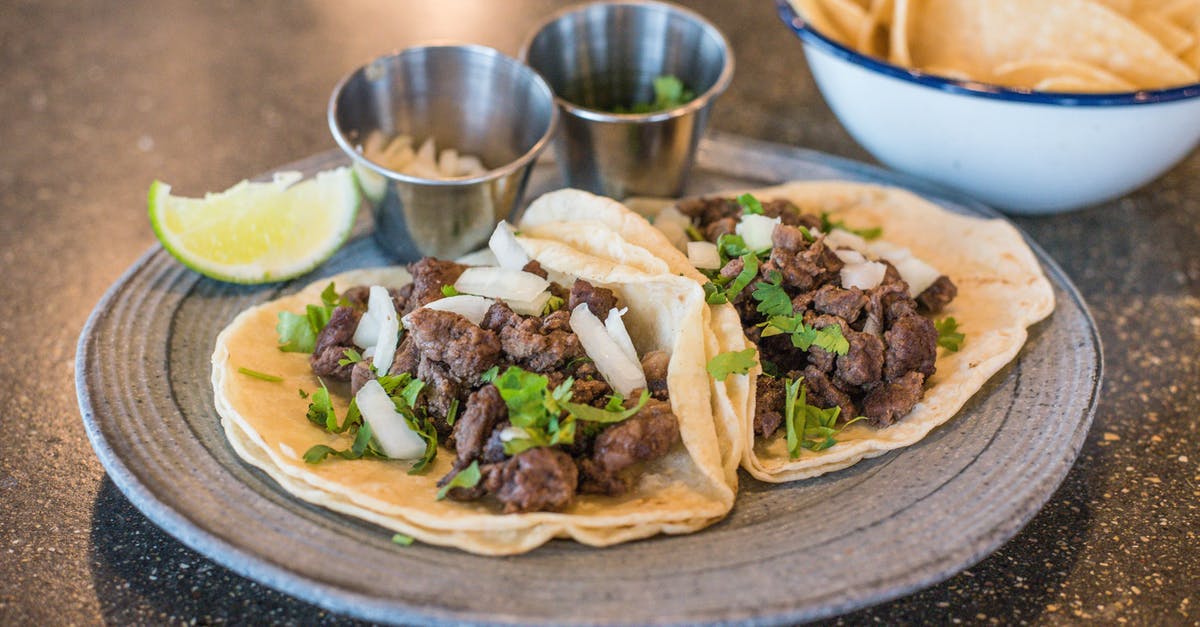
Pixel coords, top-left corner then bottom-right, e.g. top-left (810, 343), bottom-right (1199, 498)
top-left (516, 183), bottom-right (1054, 482)
top-left (212, 223), bottom-right (739, 555)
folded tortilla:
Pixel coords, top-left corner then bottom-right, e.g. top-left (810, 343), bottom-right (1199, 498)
top-left (213, 239), bottom-right (740, 555)
top-left (518, 183), bottom-right (1055, 482)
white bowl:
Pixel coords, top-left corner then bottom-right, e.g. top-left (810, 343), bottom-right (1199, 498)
top-left (775, 0), bottom-right (1200, 214)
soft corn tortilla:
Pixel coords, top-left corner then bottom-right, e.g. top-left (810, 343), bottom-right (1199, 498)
top-left (519, 184), bottom-right (1055, 482)
top-left (213, 241), bottom-right (738, 556)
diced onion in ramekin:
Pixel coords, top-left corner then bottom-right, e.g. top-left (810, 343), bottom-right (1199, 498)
top-left (506, 291), bottom-right (553, 317)
top-left (735, 214), bottom-right (781, 251)
top-left (569, 304), bottom-right (646, 396)
top-left (687, 241), bottom-right (722, 269)
top-left (840, 261), bottom-right (888, 290)
top-left (604, 307), bottom-right (639, 364)
top-left (488, 221), bottom-right (529, 270)
top-left (356, 380), bottom-right (426, 459)
top-left (412, 294), bottom-right (495, 326)
top-left (653, 206), bottom-right (691, 252)
top-left (454, 267), bottom-right (549, 302)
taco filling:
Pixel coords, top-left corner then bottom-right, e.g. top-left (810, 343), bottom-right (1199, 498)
top-left (669, 194), bottom-right (958, 454)
top-left (297, 255), bottom-right (680, 514)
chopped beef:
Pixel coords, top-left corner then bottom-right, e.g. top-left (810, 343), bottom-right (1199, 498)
top-left (790, 291), bottom-right (814, 314)
top-left (568, 279), bottom-right (618, 317)
top-left (405, 308), bottom-right (501, 381)
top-left (762, 200), bottom-right (822, 230)
top-left (481, 301), bottom-right (584, 372)
top-left (341, 285), bottom-right (371, 309)
top-left (417, 357), bottom-right (465, 436)
top-left (451, 385), bottom-right (507, 471)
top-left (719, 256), bottom-right (744, 280)
top-left (481, 421), bottom-right (510, 464)
top-left (807, 345), bottom-right (836, 372)
top-left (641, 350), bottom-right (671, 401)
top-left (405, 257), bottom-right (467, 312)
top-left (754, 376), bottom-right (786, 437)
top-left (802, 366), bottom-right (857, 420)
top-left (388, 334), bottom-right (420, 377)
top-left (521, 259), bottom-right (549, 278)
top-left (862, 371), bottom-right (926, 427)
top-left (813, 285), bottom-right (868, 322)
top-left (483, 447), bottom-right (579, 513)
top-left (762, 228), bottom-right (843, 291)
top-left (350, 360), bottom-right (373, 396)
top-left (541, 309), bottom-right (572, 333)
top-left (883, 314), bottom-right (938, 380)
top-left (391, 284), bottom-right (413, 315)
top-left (835, 329), bottom-right (885, 388)
top-left (310, 306), bottom-right (361, 380)
top-left (570, 377), bottom-right (612, 407)
top-left (580, 397), bottom-right (680, 495)
top-left (917, 275), bottom-right (957, 313)
top-left (677, 197), bottom-right (741, 225)
top-left (863, 282), bottom-right (910, 336)
top-left (705, 217), bottom-right (737, 241)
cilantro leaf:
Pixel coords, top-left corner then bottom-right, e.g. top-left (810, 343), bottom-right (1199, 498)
top-left (685, 224), bottom-right (705, 242)
top-left (561, 389), bottom-right (650, 424)
top-left (436, 460), bottom-right (482, 500)
top-left (320, 282), bottom-right (350, 308)
top-left (305, 381), bottom-right (337, 430)
top-left (935, 317), bottom-right (965, 352)
top-left (707, 348), bottom-right (758, 380)
top-left (751, 271), bottom-right (792, 317)
top-left (441, 284), bottom-right (460, 297)
top-left (338, 347), bottom-right (363, 367)
top-left (391, 533), bottom-right (415, 546)
top-left (717, 233), bottom-right (750, 260)
top-left (542, 294), bottom-right (565, 315)
top-left (820, 212), bottom-right (883, 240)
top-left (303, 421), bottom-right (381, 463)
top-left (724, 252), bottom-right (760, 300)
top-left (480, 366), bottom-right (500, 383)
top-left (737, 193), bottom-right (765, 215)
top-left (781, 377), bottom-right (865, 458)
top-left (491, 366), bottom-right (578, 453)
top-left (703, 281), bottom-right (729, 305)
top-left (236, 367), bottom-right (282, 382)
top-left (763, 316), bottom-right (850, 356)
top-left (276, 311), bottom-right (317, 353)
top-left (808, 323), bottom-right (850, 355)
top-left (445, 398), bottom-right (460, 427)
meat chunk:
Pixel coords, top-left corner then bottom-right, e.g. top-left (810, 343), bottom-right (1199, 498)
top-left (405, 257), bottom-right (467, 311)
top-left (570, 377), bottom-right (612, 407)
top-left (568, 279), bottom-right (618, 317)
top-left (340, 285), bottom-right (371, 309)
top-left (862, 371), bottom-right (925, 427)
top-left (640, 350), bottom-right (670, 401)
top-left (388, 334), bottom-right (420, 377)
top-left (883, 314), bottom-right (938, 380)
top-left (835, 329), bottom-right (885, 388)
top-left (451, 385), bottom-right (507, 470)
top-left (349, 360), bottom-right (374, 396)
top-left (481, 301), bottom-right (585, 372)
top-left (917, 275), bottom-right (957, 313)
top-left (521, 259), bottom-right (549, 279)
top-left (762, 228), bottom-right (843, 291)
top-left (705, 217), bottom-right (737, 242)
top-left (580, 398), bottom-right (679, 495)
top-left (405, 308), bottom-right (501, 381)
top-left (801, 366), bottom-right (857, 420)
top-left (483, 447), bottom-right (579, 513)
top-left (417, 357), bottom-right (465, 436)
top-left (762, 199), bottom-right (822, 230)
top-left (718, 256), bottom-right (744, 281)
top-left (309, 306), bottom-right (361, 380)
top-left (754, 376), bottom-right (786, 438)
top-left (813, 285), bottom-right (868, 322)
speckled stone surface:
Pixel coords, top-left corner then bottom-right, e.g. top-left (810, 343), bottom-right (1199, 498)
top-left (1, 0), bottom-right (1196, 624)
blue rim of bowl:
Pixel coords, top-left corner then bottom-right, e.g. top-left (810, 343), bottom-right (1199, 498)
top-left (517, 0), bottom-right (735, 123)
top-left (327, 43), bottom-right (559, 187)
top-left (774, 0), bottom-right (1200, 106)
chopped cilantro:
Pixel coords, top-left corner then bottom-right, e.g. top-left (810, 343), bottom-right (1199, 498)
top-left (236, 367), bottom-right (282, 382)
top-left (480, 366), bottom-right (500, 383)
top-left (542, 294), bottom-right (565, 315)
top-left (820, 212), bottom-right (883, 240)
top-left (445, 398), bottom-right (460, 427)
top-left (751, 271), bottom-right (792, 317)
top-left (436, 460), bottom-right (481, 500)
top-left (338, 347), bottom-right (363, 367)
top-left (277, 282), bottom-right (342, 353)
top-left (685, 223), bottom-right (705, 242)
top-left (303, 420), bottom-right (380, 463)
top-left (760, 316), bottom-right (850, 355)
top-left (561, 389), bottom-right (650, 424)
top-left (726, 252), bottom-right (760, 299)
top-left (707, 348), bottom-right (758, 380)
top-left (441, 284), bottom-right (460, 297)
top-left (717, 233), bottom-right (751, 260)
top-left (298, 388), bottom-right (309, 399)
top-left (782, 377), bottom-right (865, 458)
top-left (703, 281), bottom-right (729, 305)
top-left (391, 533), bottom-right (415, 546)
top-left (737, 193), bottom-right (765, 215)
top-left (935, 317), bottom-right (965, 352)
top-left (491, 367), bottom-right (577, 454)
top-left (760, 359), bottom-right (781, 378)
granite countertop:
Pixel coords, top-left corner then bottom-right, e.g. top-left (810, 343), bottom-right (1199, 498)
top-left (1, 0), bottom-right (1196, 624)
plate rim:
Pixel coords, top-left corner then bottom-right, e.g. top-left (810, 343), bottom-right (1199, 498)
top-left (77, 136), bottom-right (1103, 625)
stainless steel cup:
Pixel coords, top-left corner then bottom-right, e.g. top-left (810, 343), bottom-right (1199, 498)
top-left (520, 1), bottom-right (733, 199)
top-left (328, 45), bottom-right (558, 261)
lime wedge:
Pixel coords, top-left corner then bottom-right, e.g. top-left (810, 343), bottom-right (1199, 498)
top-left (148, 168), bottom-right (359, 284)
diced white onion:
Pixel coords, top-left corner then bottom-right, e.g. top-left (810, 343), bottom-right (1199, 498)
top-left (825, 228), bottom-right (868, 252)
top-left (840, 261), bottom-right (888, 290)
top-left (506, 291), bottom-right (553, 317)
top-left (499, 426), bottom-right (531, 442)
top-left (355, 380), bottom-right (427, 459)
top-left (569, 303), bottom-right (646, 395)
top-left (604, 307), bottom-right (639, 365)
top-left (363, 346), bottom-right (376, 359)
top-left (352, 310), bottom-right (380, 348)
top-left (867, 241), bottom-right (909, 261)
top-left (488, 220), bottom-right (530, 270)
top-left (736, 214), bottom-right (781, 251)
top-left (653, 206), bottom-right (691, 252)
top-left (454, 266), bottom-right (549, 302)
top-left (834, 249), bottom-right (866, 264)
top-left (890, 256), bottom-right (940, 296)
top-left (687, 241), bottom-right (722, 270)
top-left (368, 285), bottom-right (400, 372)
top-left (414, 294), bottom-right (495, 326)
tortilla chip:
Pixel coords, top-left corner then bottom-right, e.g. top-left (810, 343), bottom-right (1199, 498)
top-left (213, 241), bottom-right (738, 555)
top-left (992, 58), bottom-right (1135, 91)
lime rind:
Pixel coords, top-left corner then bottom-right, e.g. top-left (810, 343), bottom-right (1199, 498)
top-left (148, 167), bottom-right (360, 284)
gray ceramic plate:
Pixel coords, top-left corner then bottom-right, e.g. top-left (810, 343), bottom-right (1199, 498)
top-left (77, 133), bottom-right (1101, 625)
